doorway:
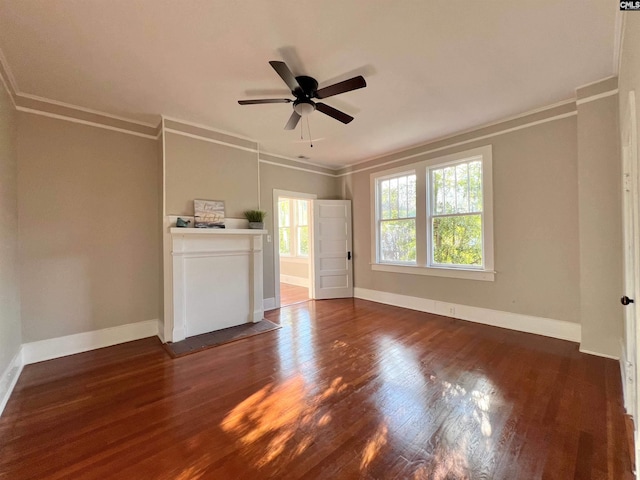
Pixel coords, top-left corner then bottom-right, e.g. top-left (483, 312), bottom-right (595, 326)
top-left (273, 190), bottom-right (316, 308)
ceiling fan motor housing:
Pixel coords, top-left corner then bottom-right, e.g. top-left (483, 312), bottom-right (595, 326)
top-left (293, 75), bottom-right (319, 98)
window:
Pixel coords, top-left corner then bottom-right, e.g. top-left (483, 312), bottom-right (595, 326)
top-left (430, 158), bottom-right (483, 267)
top-left (376, 172), bottom-right (417, 263)
top-left (279, 198), bottom-right (310, 257)
top-left (371, 146), bottom-right (494, 281)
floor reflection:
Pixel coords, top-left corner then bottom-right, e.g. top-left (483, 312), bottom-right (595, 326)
top-left (373, 335), bottom-right (500, 478)
top-left (221, 316), bottom-right (502, 478)
top-left (276, 307), bottom-right (319, 386)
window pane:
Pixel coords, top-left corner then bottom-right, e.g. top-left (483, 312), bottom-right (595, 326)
top-left (432, 169), bottom-right (444, 215)
top-left (455, 162), bottom-right (469, 213)
top-left (380, 179), bottom-right (390, 219)
top-left (380, 219), bottom-right (416, 263)
top-left (279, 199), bottom-right (290, 227)
top-left (380, 174), bottom-right (416, 220)
top-left (432, 214), bottom-right (482, 266)
top-left (444, 166), bottom-right (456, 214)
top-left (297, 225), bottom-right (309, 256)
top-left (297, 200), bottom-right (308, 226)
top-left (469, 160), bottom-right (483, 212)
top-left (398, 175), bottom-right (407, 218)
top-left (432, 160), bottom-right (483, 215)
top-left (408, 175), bottom-right (417, 217)
top-left (279, 227), bottom-right (291, 255)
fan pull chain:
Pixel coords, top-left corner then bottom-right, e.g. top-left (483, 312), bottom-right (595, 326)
top-left (307, 116), bottom-right (313, 148)
top-left (300, 119), bottom-right (303, 140)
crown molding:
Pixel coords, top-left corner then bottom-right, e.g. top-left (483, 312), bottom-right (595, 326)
top-left (576, 89), bottom-right (619, 106)
top-left (574, 75), bottom-right (618, 91)
top-left (258, 159), bottom-right (337, 177)
top-left (161, 115), bottom-right (257, 143)
top-left (342, 98), bottom-right (576, 170)
top-left (337, 110), bottom-right (576, 177)
top-left (18, 93), bottom-right (158, 128)
top-left (258, 150), bottom-right (340, 172)
top-left (17, 106), bottom-right (158, 140)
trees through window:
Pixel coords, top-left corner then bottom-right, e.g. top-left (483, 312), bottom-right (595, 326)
top-left (372, 146), bottom-right (494, 280)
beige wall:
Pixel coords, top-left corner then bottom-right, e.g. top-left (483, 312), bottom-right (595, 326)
top-left (280, 258), bottom-right (309, 280)
top-left (577, 93), bottom-right (623, 357)
top-left (17, 113), bottom-right (160, 342)
top-left (0, 85), bottom-right (20, 376)
top-left (259, 159), bottom-right (341, 299)
top-left (342, 115), bottom-right (582, 324)
top-left (164, 132), bottom-right (258, 218)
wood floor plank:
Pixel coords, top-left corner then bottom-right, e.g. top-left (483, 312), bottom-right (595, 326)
top-left (0, 299), bottom-right (633, 479)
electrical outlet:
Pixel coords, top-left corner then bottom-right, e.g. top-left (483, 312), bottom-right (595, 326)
top-left (449, 306), bottom-right (456, 316)
top-left (267, 235), bottom-right (272, 243)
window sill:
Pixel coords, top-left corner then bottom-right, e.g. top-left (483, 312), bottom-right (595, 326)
top-left (371, 263), bottom-right (495, 281)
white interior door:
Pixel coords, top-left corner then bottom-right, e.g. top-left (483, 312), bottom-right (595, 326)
top-left (312, 200), bottom-right (353, 299)
top-left (622, 91), bottom-right (640, 462)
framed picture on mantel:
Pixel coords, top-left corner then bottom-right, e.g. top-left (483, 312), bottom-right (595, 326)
top-left (194, 199), bottom-right (225, 228)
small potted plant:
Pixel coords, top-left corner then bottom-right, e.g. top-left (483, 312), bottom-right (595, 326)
top-left (244, 209), bottom-right (267, 229)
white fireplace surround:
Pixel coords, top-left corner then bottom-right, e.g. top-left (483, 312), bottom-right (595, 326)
top-left (169, 227), bottom-right (267, 342)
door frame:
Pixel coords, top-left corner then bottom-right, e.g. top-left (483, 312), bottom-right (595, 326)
top-left (621, 90), bottom-right (640, 472)
top-left (622, 90), bottom-right (639, 420)
top-left (272, 189), bottom-right (317, 309)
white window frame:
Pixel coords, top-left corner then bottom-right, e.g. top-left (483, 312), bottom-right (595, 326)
top-left (370, 145), bottom-right (494, 281)
top-left (375, 169), bottom-right (418, 265)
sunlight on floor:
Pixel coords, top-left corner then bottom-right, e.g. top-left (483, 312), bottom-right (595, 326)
top-left (373, 335), bottom-right (499, 478)
top-left (220, 375), bottom-right (348, 469)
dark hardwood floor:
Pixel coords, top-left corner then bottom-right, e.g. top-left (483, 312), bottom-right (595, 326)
top-left (0, 299), bottom-right (633, 479)
top-left (280, 282), bottom-right (309, 307)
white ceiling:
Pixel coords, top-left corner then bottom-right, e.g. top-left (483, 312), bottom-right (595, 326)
top-left (0, 1), bottom-right (617, 168)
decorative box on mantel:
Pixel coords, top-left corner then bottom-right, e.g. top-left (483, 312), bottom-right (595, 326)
top-left (168, 227), bottom-right (267, 342)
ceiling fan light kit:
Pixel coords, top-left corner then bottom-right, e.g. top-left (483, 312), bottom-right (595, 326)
top-left (238, 60), bottom-right (366, 130)
top-left (293, 100), bottom-right (315, 116)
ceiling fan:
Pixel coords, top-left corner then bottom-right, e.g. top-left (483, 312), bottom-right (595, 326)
top-left (238, 61), bottom-right (366, 130)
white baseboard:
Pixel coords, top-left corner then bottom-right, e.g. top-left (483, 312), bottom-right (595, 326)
top-left (354, 287), bottom-right (582, 343)
top-left (157, 320), bottom-right (166, 343)
top-left (263, 297), bottom-right (276, 311)
top-left (0, 347), bottom-right (24, 417)
top-left (22, 319), bottom-right (159, 365)
top-left (280, 274), bottom-right (309, 288)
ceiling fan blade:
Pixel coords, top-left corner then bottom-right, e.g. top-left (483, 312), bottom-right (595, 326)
top-left (316, 103), bottom-right (354, 124)
top-left (315, 76), bottom-right (366, 99)
top-left (269, 61), bottom-right (301, 93)
top-left (238, 98), bottom-right (292, 105)
top-left (284, 111), bottom-right (301, 130)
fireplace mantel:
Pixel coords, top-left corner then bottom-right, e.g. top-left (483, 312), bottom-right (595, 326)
top-left (168, 228), bottom-right (267, 342)
top-left (169, 227), bottom-right (268, 235)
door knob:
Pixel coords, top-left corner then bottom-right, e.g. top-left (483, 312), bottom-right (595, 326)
top-left (621, 296), bottom-right (635, 306)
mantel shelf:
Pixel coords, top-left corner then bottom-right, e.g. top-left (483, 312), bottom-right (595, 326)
top-left (170, 228), bottom-right (267, 235)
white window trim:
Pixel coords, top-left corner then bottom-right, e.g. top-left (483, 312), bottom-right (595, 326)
top-left (370, 145), bottom-right (495, 282)
top-left (373, 168), bottom-right (418, 266)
